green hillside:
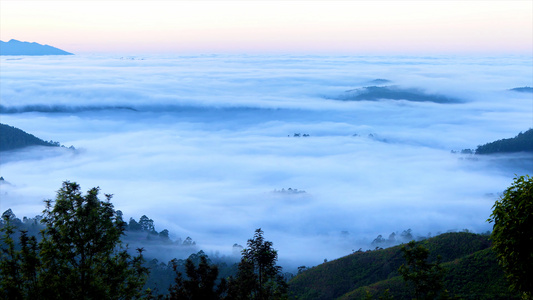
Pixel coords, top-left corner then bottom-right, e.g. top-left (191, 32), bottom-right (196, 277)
top-left (341, 248), bottom-right (517, 299)
top-left (289, 232), bottom-right (517, 299)
top-left (0, 123), bottom-right (58, 151)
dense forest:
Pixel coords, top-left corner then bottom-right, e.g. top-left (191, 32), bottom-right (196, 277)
top-left (0, 182), bottom-right (289, 299)
top-left (0, 212), bottom-right (521, 299)
top-left (0, 123), bottom-right (68, 152)
top-left (0, 207), bottom-right (243, 297)
top-left (475, 129), bottom-right (533, 154)
top-left (454, 128), bottom-right (533, 155)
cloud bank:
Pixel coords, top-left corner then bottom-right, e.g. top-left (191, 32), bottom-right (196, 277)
top-left (0, 54), bottom-right (531, 269)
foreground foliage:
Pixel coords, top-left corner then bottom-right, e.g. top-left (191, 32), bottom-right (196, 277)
top-left (488, 175), bottom-right (533, 299)
top-left (226, 228), bottom-right (288, 300)
top-left (398, 241), bottom-right (445, 299)
top-left (0, 181), bottom-right (149, 299)
top-left (3, 176), bottom-right (530, 299)
top-left (160, 228), bottom-right (287, 300)
top-left (166, 254), bottom-right (224, 300)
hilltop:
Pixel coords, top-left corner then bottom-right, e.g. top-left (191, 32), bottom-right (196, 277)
top-left (0, 123), bottom-right (60, 152)
top-left (0, 39), bottom-right (73, 55)
top-left (509, 86), bottom-right (533, 93)
top-left (476, 129), bottom-right (533, 154)
top-left (336, 86), bottom-right (460, 104)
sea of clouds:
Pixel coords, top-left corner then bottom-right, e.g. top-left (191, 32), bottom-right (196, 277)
top-left (1, 54), bottom-right (532, 269)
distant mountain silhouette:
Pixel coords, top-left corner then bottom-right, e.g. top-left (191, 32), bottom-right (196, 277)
top-left (367, 78), bottom-right (391, 85)
top-left (0, 39), bottom-right (73, 56)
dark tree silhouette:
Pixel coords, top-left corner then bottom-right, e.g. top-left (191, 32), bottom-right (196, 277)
top-left (167, 255), bottom-right (225, 300)
top-left (226, 228), bottom-right (287, 300)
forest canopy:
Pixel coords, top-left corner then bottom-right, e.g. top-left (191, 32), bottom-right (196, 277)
top-left (475, 129), bottom-right (533, 154)
top-left (0, 123), bottom-right (62, 152)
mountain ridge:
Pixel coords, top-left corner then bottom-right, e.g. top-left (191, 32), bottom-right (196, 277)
top-left (0, 39), bottom-right (73, 55)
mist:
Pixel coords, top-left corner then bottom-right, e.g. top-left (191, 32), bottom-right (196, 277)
top-left (1, 54), bottom-right (531, 269)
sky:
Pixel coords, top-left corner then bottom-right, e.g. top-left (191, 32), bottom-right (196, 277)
top-left (1, 1), bottom-right (532, 55)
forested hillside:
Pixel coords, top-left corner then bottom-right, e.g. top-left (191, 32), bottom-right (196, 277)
top-left (0, 182), bottom-right (287, 299)
top-left (289, 232), bottom-right (518, 299)
top-left (0, 207), bottom-right (238, 295)
top-left (0, 123), bottom-right (59, 151)
top-left (0, 209), bottom-right (521, 299)
top-left (475, 129), bottom-right (533, 154)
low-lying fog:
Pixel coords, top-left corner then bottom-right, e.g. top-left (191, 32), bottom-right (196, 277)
top-left (1, 54), bottom-right (532, 269)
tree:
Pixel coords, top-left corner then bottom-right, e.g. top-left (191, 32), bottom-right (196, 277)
top-left (0, 214), bottom-right (32, 299)
top-left (400, 229), bottom-right (413, 241)
top-left (0, 210), bottom-right (43, 300)
top-left (159, 229), bottom-right (170, 241)
top-left (1, 209), bottom-right (21, 226)
top-left (139, 215), bottom-right (155, 233)
top-left (227, 228), bottom-right (287, 300)
top-left (488, 175), bottom-right (533, 299)
top-left (39, 181), bottom-right (149, 299)
top-left (0, 181), bottom-right (150, 299)
top-left (398, 240), bottom-right (446, 300)
top-left (183, 236), bottom-right (196, 246)
top-left (129, 218), bottom-right (143, 231)
top-left (167, 255), bottom-right (225, 300)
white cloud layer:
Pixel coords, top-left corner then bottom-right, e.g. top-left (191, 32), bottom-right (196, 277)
top-left (1, 54), bottom-right (532, 269)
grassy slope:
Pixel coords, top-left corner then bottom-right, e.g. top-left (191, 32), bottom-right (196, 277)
top-left (289, 232), bottom-right (516, 300)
